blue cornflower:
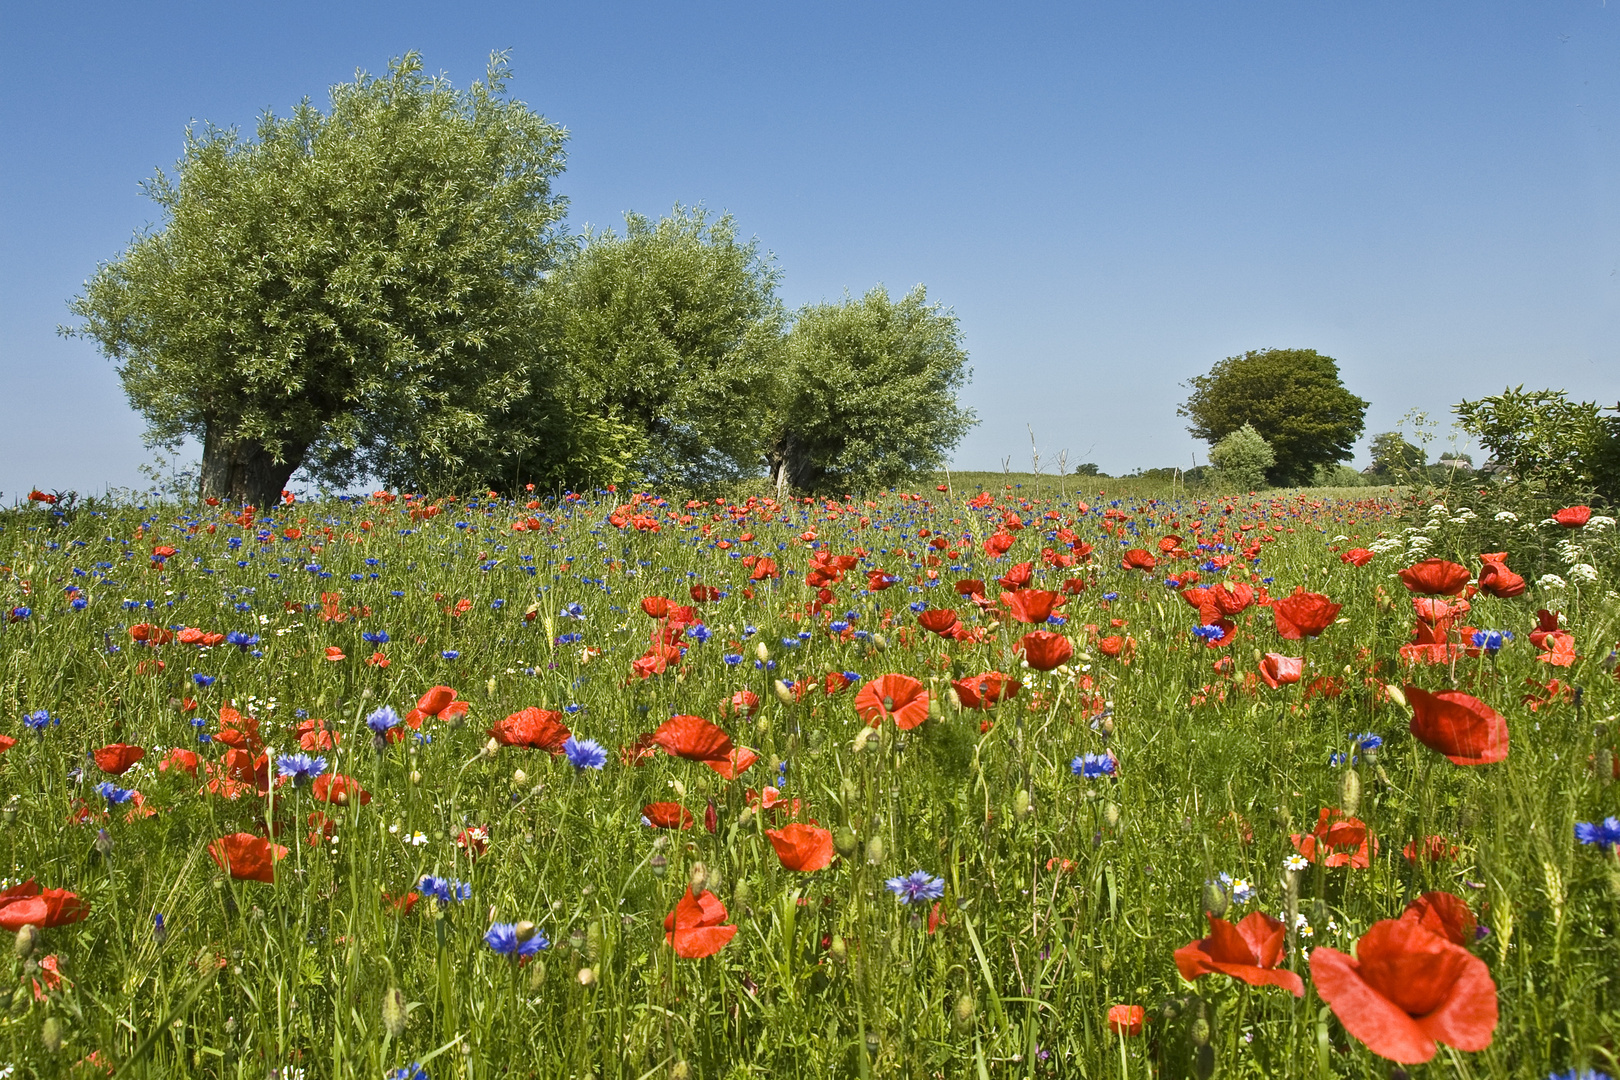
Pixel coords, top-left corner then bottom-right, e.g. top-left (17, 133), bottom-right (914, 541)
top-left (385, 1064), bottom-right (429, 1080)
top-left (1190, 624), bottom-right (1224, 642)
top-left (23, 709), bottom-right (56, 732)
top-left (1352, 733), bottom-right (1382, 751)
top-left (842, 671), bottom-right (861, 684)
top-left (225, 630), bottom-right (259, 650)
top-left (276, 753), bottom-right (327, 785)
top-left (554, 632), bottom-right (583, 646)
top-left (366, 706), bottom-right (402, 734)
top-left (1471, 629), bottom-right (1513, 653)
top-left (1548, 1070), bottom-right (1612, 1080)
top-left (561, 602), bottom-right (585, 619)
top-left (9, 607), bottom-right (30, 620)
top-left (96, 781), bottom-right (135, 805)
top-left (441, 650), bottom-right (460, 661)
top-left (418, 875), bottom-right (471, 905)
top-left (71, 597), bottom-right (88, 611)
top-left (484, 921), bottom-right (549, 958)
top-left (829, 620), bottom-right (849, 634)
top-left (885, 871), bottom-right (946, 905)
top-left (192, 674), bottom-right (216, 687)
top-left (686, 625), bottom-right (711, 644)
top-left (723, 653), bottom-right (743, 666)
top-left (908, 601), bottom-right (928, 613)
top-left (563, 736), bottom-right (607, 771)
top-left (1071, 752), bottom-right (1117, 778)
top-left (362, 630), bottom-right (390, 645)
top-left (1575, 818), bottom-right (1620, 849)
top-left (1102, 592), bottom-right (1119, 601)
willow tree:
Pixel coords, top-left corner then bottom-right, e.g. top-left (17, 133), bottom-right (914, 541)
top-left (66, 52), bottom-right (568, 504)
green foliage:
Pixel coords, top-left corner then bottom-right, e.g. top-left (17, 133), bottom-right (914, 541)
top-left (1180, 348), bottom-right (1369, 487)
top-left (1312, 462), bottom-right (1372, 487)
top-left (1207, 421), bottom-right (1276, 491)
top-left (765, 286), bottom-right (975, 494)
top-left (1367, 431), bottom-right (1427, 479)
top-left (1071, 462), bottom-right (1103, 477)
top-left (1455, 387), bottom-right (1620, 503)
top-left (65, 53), bottom-right (570, 505)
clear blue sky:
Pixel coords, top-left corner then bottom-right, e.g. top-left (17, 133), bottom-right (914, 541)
top-left (3, 1), bottom-right (1618, 496)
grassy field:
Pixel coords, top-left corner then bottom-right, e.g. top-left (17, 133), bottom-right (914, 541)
top-left (0, 483), bottom-right (1615, 1079)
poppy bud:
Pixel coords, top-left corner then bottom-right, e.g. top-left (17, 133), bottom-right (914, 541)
top-left (864, 835), bottom-right (885, 866)
top-left (1013, 790), bottom-right (1032, 819)
top-left (14, 925), bottom-right (39, 960)
top-left (772, 680), bottom-right (795, 706)
top-left (515, 920), bottom-right (539, 945)
top-left (42, 1015), bottom-right (63, 1053)
top-left (485, 677), bottom-right (497, 698)
top-left (577, 966), bottom-right (595, 987)
top-left (584, 921), bottom-right (602, 962)
top-left (482, 738), bottom-right (501, 759)
top-left (409, 770), bottom-right (422, 785)
top-left (94, 828), bottom-right (114, 857)
top-left (1338, 767), bottom-right (1362, 817)
top-left (1099, 716), bottom-right (1115, 738)
top-left (381, 986), bottom-right (408, 1038)
top-left (733, 879), bottom-right (752, 909)
top-left (8, 985), bottom-right (27, 1016)
top-left (1385, 684), bottom-right (1408, 709)
top-left (671, 779), bottom-right (686, 797)
top-left (526, 959), bottom-right (547, 990)
top-left (1202, 879), bottom-right (1229, 920)
top-left (834, 826), bottom-right (859, 859)
top-left (952, 993), bottom-right (977, 1029)
top-left (737, 806), bottom-right (756, 830)
top-left (650, 854), bottom-right (669, 878)
top-left (1191, 1006), bottom-right (1212, 1047)
top-left (1104, 802), bottom-right (1120, 830)
top-left (946, 687), bottom-right (962, 710)
top-left (670, 1059), bottom-right (691, 1080)
top-left (852, 727), bottom-right (875, 753)
top-left (755, 717), bottom-right (770, 736)
top-left (840, 777), bottom-right (858, 803)
top-left (688, 861), bottom-right (708, 896)
top-left (828, 935), bottom-right (848, 965)
top-left (511, 769), bottom-right (528, 789)
top-left (755, 642), bottom-right (771, 663)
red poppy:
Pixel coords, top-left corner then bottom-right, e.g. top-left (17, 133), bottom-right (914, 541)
top-left (1207, 582), bottom-right (1254, 617)
top-left (1199, 618), bottom-right (1237, 648)
top-left (641, 802), bottom-right (695, 829)
top-left (705, 746), bottom-right (760, 780)
top-left (93, 743), bottom-right (145, 776)
top-left (219, 748), bottom-right (271, 792)
top-left (689, 584), bottom-right (720, 603)
top-left (1121, 549), bottom-right (1157, 572)
top-left (1258, 653), bottom-right (1303, 689)
top-left (663, 887), bottom-right (737, 959)
top-left (721, 690), bottom-right (761, 718)
top-left (641, 596), bottom-right (671, 618)
top-left (1340, 548), bottom-right (1375, 567)
top-left (1405, 686), bottom-right (1509, 766)
top-left (766, 823), bottom-right (834, 872)
top-left (310, 773), bottom-right (371, 806)
top-left (1536, 632), bottom-right (1577, 667)
top-left (1554, 505), bottom-right (1591, 528)
top-left (1529, 608), bottom-right (1562, 648)
top-left (1403, 836), bottom-right (1460, 864)
top-left (208, 832), bottom-right (288, 883)
top-left (1311, 917), bottom-right (1497, 1063)
top-left (1475, 555), bottom-right (1525, 599)
top-left (1019, 631), bottom-right (1074, 671)
top-left (406, 686), bottom-right (468, 726)
top-left (159, 748), bottom-right (199, 776)
top-left (1290, 807), bottom-right (1372, 868)
top-left (951, 672), bottom-right (1021, 708)
top-left (384, 890), bottom-right (422, 915)
top-left (456, 825), bottom-right (490, 859)
top-left (652, 714), bottom-right (734, 762)
top-left (853, 674), bottom-right (931, 730)
top-left (0, 734), bottom-right (14, 756)
top-left (296, 718), bottom-right (340, 751)
top-left (488, 707), bottom-right (571, 753)
top-left (619, 733), bottom-right (660, 766)
top-left (323, 646), bottom-right (346, 662)
top-left (1004, 589), bottom-right (1061, 624)
top-left (1399, 892), bottom-right (1476, 946)
top-left (1398, 559), bottom-right (1472, 597)
top-left (750, 557), bottom-right (779, 581)
top-left (917, 608), bottom-right (961, 636)
top-left (953, 579), bottom-right (987, 598)
top-left (1271, 587), bottom-right (1342, 640)
top-left (1173, 911), bottom-right (1304, 996)
top-left (215, 706), bottom-right (264, 753)
top-left (0, 882), bottom-right (89, 930)
top-left (1106, 1004), bottom-right (1145, 1036)
top-left (1095, 634), bottom-right (1128, 659)
top-left (997, 561), bottom-right (1034, 591)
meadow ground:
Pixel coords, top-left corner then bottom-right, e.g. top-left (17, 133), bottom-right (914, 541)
top-left (0, 482), bottom-right (1616, 1079)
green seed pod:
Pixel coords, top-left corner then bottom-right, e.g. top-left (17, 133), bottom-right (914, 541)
top-left (688, 861), bottom-right (709, 896)
top-left (839, 777), bottom-right (858, 803)
top-left (526, 959), bottom-right (547, 990)
top-left (1013, 790), bottom-right (1032, 819)
top-left (1338, 768), bottom-right (1362, 818)
top-left (864, 835), bottom-right (885, 866)
top-left (834, 826), bottom-right (859, 859)
top-left (829, 935), bottom-right (848, 965)
top-left (649, 854), bottom-right (669, 878)
top-left (381, 986), bottom-right (408, 1039)
top-left (952, 993), bottom-right (976, 1029)
top-left (42, 1015), bottom-right (63, 1053)
top-left (732, 879), bottom-right (752, 909)
top-left (1191, 1011), bottom-right (1212, 1047)
top-left (1202, 879), bottom-right (1229, 920)
top-left (1103, 802), bottom-right (1121, 830)
top-left (15, 925), bottom-right (40, 960)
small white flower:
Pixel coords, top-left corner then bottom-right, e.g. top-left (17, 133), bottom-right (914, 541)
top-left (1590, 515), bottom-right (1616, 530)
top-left (1494, 510), bottom-right (1518, 523)
top-left (1539, 573), bottom-right (1568, 591)
top-left (1283, 854), bottom-right (1310, 872)
top-left (1569, 564), bottom-right (1599, 585)
top-left (408, 831), bottom-right (428, 847)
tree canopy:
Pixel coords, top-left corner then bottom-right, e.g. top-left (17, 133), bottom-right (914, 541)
top-left (1367, 431), bottom-right (1427, 478)
top-left (1179, 348), bottom-right (1367, 487)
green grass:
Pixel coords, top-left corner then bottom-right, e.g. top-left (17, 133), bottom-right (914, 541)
top-left (0, 485), bottom-right (1614, 1079)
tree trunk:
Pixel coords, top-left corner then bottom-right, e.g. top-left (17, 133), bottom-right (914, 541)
top-left (200, 424), bottom-right (307, 508)
top-left (767, 429), bottom-right (817, 497)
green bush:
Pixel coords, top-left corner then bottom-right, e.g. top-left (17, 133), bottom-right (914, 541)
top-left (1208, 422), bottom-right (1276, 491)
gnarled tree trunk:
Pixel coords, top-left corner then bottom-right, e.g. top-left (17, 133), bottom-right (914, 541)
top-left (767, 429), bottom-right (818, 497)
top-left (200, 424), bottom-right (307, 508)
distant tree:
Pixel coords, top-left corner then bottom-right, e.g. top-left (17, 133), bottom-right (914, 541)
top-left (1207, 422), bottom-right (1276, 491)
top-left (66, 53), bottom-right (569, 505)
top-left (1179, 348), bottom-right (1368, 487)
top-left (764, 286), bottom-right (975, 494)
top-left (1314, 463), bottom-right (1370, 487)
top-left (1367, 432), bottom-right (1427, 478)
top-left (1455, 387), bottom-right (1619, 501)
top-left (1072, 462), bottom-right (1102, 476)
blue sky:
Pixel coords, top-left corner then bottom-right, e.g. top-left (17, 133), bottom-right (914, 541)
top-left (3, 1), bottom-right (1618, 496)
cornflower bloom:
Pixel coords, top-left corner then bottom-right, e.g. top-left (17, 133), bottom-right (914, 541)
top-left (484, 921), bottom-right (549, 958)
top-left (23, 709), bottom-right (56, 733)
top-left (1575, 818), bottom-right (1620, 849)
top-left (96, 782), bottom-right (134, 806)
top-left (276, 753), bottom-right (327, 786)
top-left (1071, 752), bottom-right (1117, 778)
top-left (1470, 629), bottom-right (1513, 653)
top-left (885, 871), bottom-right (946, 905)
top-left (418, 875), bottom-right (471, 906)
top-left (562, 737), bottom-right (607, 771)
top-left (385, 1065), bottom-right (429, 1080)
top-left (366, 706), bottom-right (402, 735)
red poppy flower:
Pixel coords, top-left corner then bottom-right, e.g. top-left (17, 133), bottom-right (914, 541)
top-left (663, 887), bottom-right (737, 958)
top-left (641, 596), bottom-right (672, 618)
top-left (1019, 631), bottom-right (1074, 671)
top-left (296, 718), bottom-right (340, 751)
top-left (1271, 587), bottom-right (1342, 640)
top-left (1004, 589), bottom-right (1061, 624)
top-left (1554, 505), bottom-right (1591, 528)
top-left (93, 743), bottom-right (145, 775)
top-left (1290, 808), bottom-right (1372, 868)
top-left (721, 690), bottom-right (761, 718)
top-left (689, 584), bottom-right (720, 603)
top-left (750, 558), bottom-right (779, 581)
top-left (383, 890), bottom-right (422, 915)
top-left (0, 882), bottom-right (89, 930)
top-left (310, 773), bottom-right (371, 806)
top-left (642, 802), bottom-right (695, 829)
top-left (406, 686), bottom-right (468, 726)
top-left (1258, 653), bottom-right (1303, 689)
top-left (456, 825), bottom-right (490, 859)
top-left (1475, 555), bottom-right (1525, 599)
top-left (1121, 549), bottom-right (1157, 572)
top-left (1200, 618), bottom-right (1237, 648)
top-left (705, 746), bottom-right (760, 779)
top-left (917, 608), bottom-right (961, 636)
top-left (766, 823), bottom-right (834, 872)
top-left (1096, 634), bottom-right (1128, 659)
top-left (1340, 548), bottom-right (1375, 567)
top-left (323, 646), bottom-right (346, 662)
top-left (951, 672), bottom-right (1021, 708)
top-left (1107, 1004), bottom-right (1145, 1036)
top-left (219, 748), bottom-right (271, 792)
top-left (1399, 892), bottom-right (1476, 946)
top-left (208, 832), bottom-right (288, 883)
top-left (1208, 582), bottom-right (1254, 617)
top-left (159, 748), bottom-right (199, 776)
top-left (1173, 911), bottom-right (1304, 996)
top-left (1405, 686), bottom-right (1508, 766)
top-left (853, 674), bottom-right (931, 730)
top-left (997, 561), bottom-right (1034, 591)
top-left (488, 707), bottom-right (571, 753)
top-left (1402, 836), bottom-right (1460, 864)
top-left (1311, 917), bottom-right (1497, 1063)
top-left (652, 715), bottom-right (734, 762)
top-left (1398, 559), bottom-right (1472, 597)
top-left (215, 706), bottom-right (264, 753)
top-left (1536, 632), bottom-right (1577, 667)
top-left (953, 579), bottom-right (987, 598)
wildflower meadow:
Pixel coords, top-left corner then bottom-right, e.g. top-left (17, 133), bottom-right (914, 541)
top-left (1, 479), bottom-right (1618, 1079)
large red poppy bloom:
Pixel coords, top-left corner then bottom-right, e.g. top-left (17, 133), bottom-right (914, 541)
top-left (93, 743), bottom-right (145, 776)
top-left (1291, 808), bottom-right (1372, 868)
top-left (1107, 1004), bottom-right (1145, 1036)
top-left (1004, 589), bottom-right (1061, 624)
top-left (1311, 918), bottom-right (1497, 1064)
top-left (1400, 892), bottom-right (1476, 946)
top-left (406, 686), bottom-right (468, 726)
top-left (853, 675), bottom-right (931, 730)
top-left (1405, 686), bottom-right (1508, 766)
top-left (1207, 581), bottom-right (1255, 618)
top-left (766, 823), bottom-right (834, 872)
top-left (1173, 911), bottom-right (1304, 996)
top-left (1397, 559), bottom-right (1472, 597)
top-left (1258, 653), bottom-right (1303, 689)
top-left (652, 715), bottom-right (734, 761)
top-left (1271, 588), bottom-right (1342, 640)
top-left (159, 748), bottom-right (199, 776)
top-left (951, 672), bottom-right (1021, 709)
top-left (1121, 549), bottom-right (1157, 572)
top-left (208, 832), bottom-right (288, 883)
top-left (917, 608), bottom-right (961, 636)
top-left (1340, 548), bottom-right (1375, 567)
top-left (641, 802), bottom-right (695, 829)
top-left (1554, 505), bottom-right (1591, 528)
top-left (0, 882), bottom-right (89, 930)
top-left (1019, 631), bottom-right (1074, 672)
top-left (1475, 554), bottom-right (1525, 599)
top-left (663, 887), bottom-right (737, 958)
top-left (705, 746), bottom-right (760, 780)
top-left (488, 707), bottom-right (571, 753)
top-left (311, 773), bottom-right (372, 806)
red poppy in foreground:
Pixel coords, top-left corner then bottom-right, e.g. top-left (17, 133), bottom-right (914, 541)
top-left (311, 773), bottom-right (372, 806)
top-left (1400, 891), bottom-right (1476, 946)
top-left (652, 714), bottom-right (734, 762)
top-left (208, 832), bottom-right (288, 883)
top-left (951, 672), bottom-right (1021, 708)
top-left (1018, 631), bottom-right (1073, 672)
top-left (1554, 505), bottom-right (1591, 528)
top-left (663, 887), bottom-right (737, 958)
top-left (1476, 554), bottom-right (1526, 599)
top-left (1173, 911), bottom-right (1304, 996)
top-left (1405, 686), bottom-right (1509, 766)
top-left (1397, 559), bottom-right (1472, 597)
top-left (1272, 588), bottom-right (1342, 640)
top-left (854, 674), bottom-right (931, 730)
top-left (1004, 589), bottom-right (1061, 624)
top-left (406, 685), bottom-right (469, 726)
top-left (93, 743), bottom-right (145, 775)
top-left (1291, 808), bottom-right (1372, 868)
top-left (488, 707), bottom-right (571, 753)
top-left (1258, 653), bottom-right (1303, 689)
top-left (0, 882), bottom-right (89, 930)
top-left (159, 748), bottom-right (199, 776)
top-left (641, 802), bottom-right (695, 829)
top-left (1311, 917), bottom-right (1497, 1064)
top-left (1106, 1004), bottom-right (1145, 1036)
top-left (766, 823), bottom-right (834, 872)
top-left (704, 746), bottom-right (760, 779)
top-left (917, 608), bottom-right (961, 636)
